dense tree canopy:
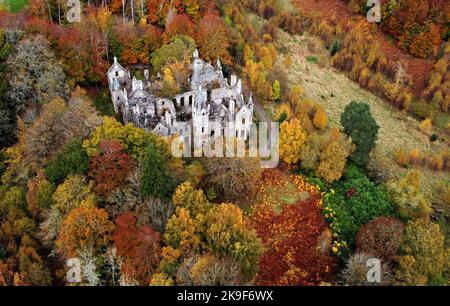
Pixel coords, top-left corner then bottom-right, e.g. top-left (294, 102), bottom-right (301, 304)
top-left (45, 139), bottom-right (89, 185)
top-left (150, 35), bottom-right (196, 73)
top-left (323, 166), bottom-right (395, 250)
top-left (394, 219), bottom-right (449, 285)
top-left (0, 0), bottom-right (447, 287)
top-left (56, 203), bottom-right (114, 258)
top-left (140, 142), bottom-right (176, 201)
top-left (251, 197), bottom-right (336, 285)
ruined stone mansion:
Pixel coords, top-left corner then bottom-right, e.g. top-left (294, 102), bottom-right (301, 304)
top-left (107, 49), bottom-right (254, 147)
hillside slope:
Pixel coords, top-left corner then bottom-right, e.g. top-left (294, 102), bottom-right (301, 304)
top-left (275, 28), bottom-right (449, 205)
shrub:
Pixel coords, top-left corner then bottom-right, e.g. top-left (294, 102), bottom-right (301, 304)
top-left (341, 253), bottom-right (392, 286)
top-left (395, 149), bottom-right (410, 167)
top-left (312, 106), bottom-right (328, 130)
top-left (330, 40), bottom-right (341, 56)
top-left (411, 100), bottom-right (435, 120)
top-left (277, 111), bottom-right (288, 123)
top-left (203, 156), bottom-right (262, 202)
top-left (419, 118), bottom-right (432, 134)
top-left (430, 134), bottom-right (438, 142)
top-left (355, 217), bottom-right (404, 262)
top-left (306, 55), bottom-right (319, 64)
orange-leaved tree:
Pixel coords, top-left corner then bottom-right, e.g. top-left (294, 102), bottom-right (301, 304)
top-left (88, 140), bottom-right (135, 197)
top-left (113, 212), bottom-right (162, 284)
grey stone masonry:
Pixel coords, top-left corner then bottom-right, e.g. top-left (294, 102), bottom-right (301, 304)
top-left (107, 49), bottom-right (254, 147)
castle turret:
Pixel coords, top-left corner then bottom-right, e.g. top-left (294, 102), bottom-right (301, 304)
top-left (229, 98), bottom-right (235, 117)
top-left (191, 49), bottom-right (204, 91)
top-left (230, 75), bottom-right (237, 87)
top-left (192, 86), bottom-right (210, 148)
top-left (111, 78), bottom-right (125, 114)
top-left (216, 58), bottom-right (221, 70)
top-left (132, 77), bottom-right (143, 91)
top-left (165, 110), bottom-right (172, 129)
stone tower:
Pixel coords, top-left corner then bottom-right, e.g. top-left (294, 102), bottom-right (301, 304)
top-left (191, 49), bottom-right (204, 91)
top-left (192, 85), bottom-right (210, 148)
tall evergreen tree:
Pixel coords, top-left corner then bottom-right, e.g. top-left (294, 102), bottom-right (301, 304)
top-left (340, 101), bottom-right (379, 167)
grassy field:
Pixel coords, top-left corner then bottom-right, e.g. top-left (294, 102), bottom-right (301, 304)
top-left (1, 0), bottom-right (28, 13)
top-left (274, 28), bottom-right (450, 208)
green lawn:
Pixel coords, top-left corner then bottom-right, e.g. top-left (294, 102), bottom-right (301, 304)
top-left (1, 0), bottom-right (28, 13)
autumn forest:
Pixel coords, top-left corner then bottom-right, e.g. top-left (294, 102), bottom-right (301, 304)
top-left (0, 0), bottom-right (449, 289)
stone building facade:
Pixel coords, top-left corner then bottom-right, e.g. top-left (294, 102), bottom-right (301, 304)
top-left (107, 49), bottom-right (254, 147)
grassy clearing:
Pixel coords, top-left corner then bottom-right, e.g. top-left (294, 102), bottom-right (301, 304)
top-left (247, 168), bottom-right (313, 214)
top-left (1, 0), bottom-right (28, 13)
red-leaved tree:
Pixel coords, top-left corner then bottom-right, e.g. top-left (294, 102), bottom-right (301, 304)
top-left (113, 213), bottom-right (162, 284)
top-left (88, 140), bottom-right (134, 197)
top-left (163, 13), bottom-right (196, 43)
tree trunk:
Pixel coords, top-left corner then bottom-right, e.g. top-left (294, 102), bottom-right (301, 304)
top-left (122, 0), bottom-right (126, 24)
top-left (140, 0), bottom-right (144, 18)
top-left (48, 1), bottom-right (53, 22)
top-left (130, 0), bottom-right (135, 23)
top-left (58, 4), bottom-right (61, 25)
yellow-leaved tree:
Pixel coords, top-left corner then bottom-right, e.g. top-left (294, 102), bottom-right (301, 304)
top-left (316, 128), bottom-right (354, 183)
top-left (204, 203), bottom-right (262, 280)
top-left (279, 118), bottom-right (306, 165)
top-left (172, 181), bottom-right (211, 217)
top-left (313, 106), bottom-right (328, 130)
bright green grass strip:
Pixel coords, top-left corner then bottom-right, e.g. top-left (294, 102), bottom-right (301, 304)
top-left (306, 55), bottom-right (319, 64)
top-left (1, 0), bottom-right (28, 13)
